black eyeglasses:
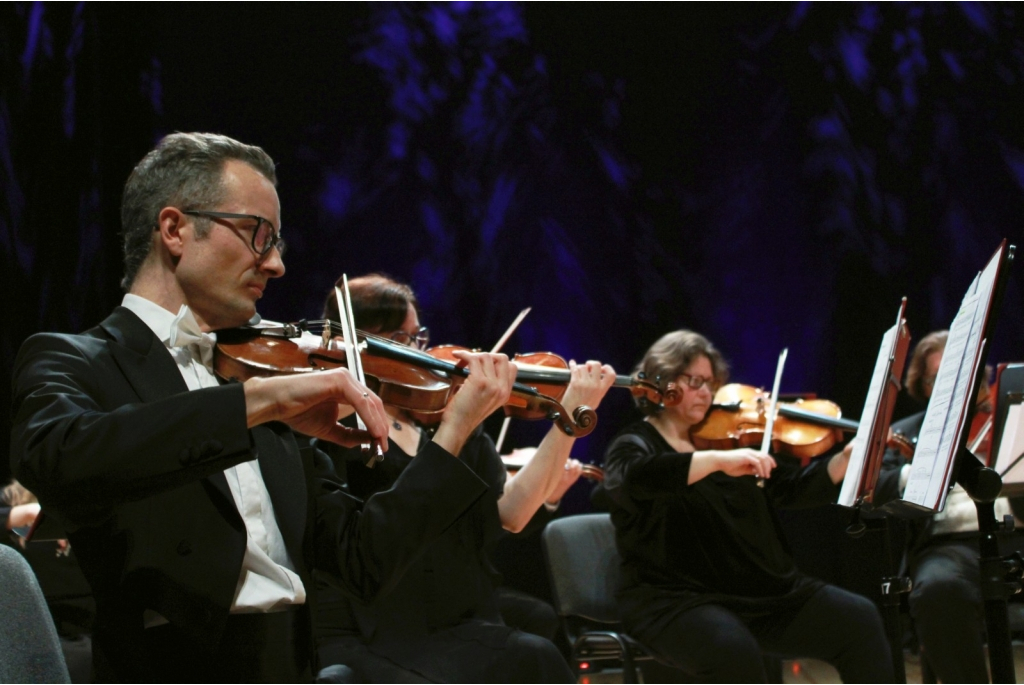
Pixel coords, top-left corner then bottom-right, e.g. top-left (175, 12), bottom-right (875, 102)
top-left (182, 210), bottom-right (284, 258)
top-left (677, 373), bottom-right (717, 391)
top-left (390, 326), bottom-right (430, 350)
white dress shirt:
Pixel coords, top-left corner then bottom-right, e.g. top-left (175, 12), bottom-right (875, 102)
top-left (899, 463), bottom-right (1017, 534)
top-left (122, 294), bottom-right (306, 615)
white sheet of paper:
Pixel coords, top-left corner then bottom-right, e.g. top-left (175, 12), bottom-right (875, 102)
top-left (839, 325), bottom-right (897, 508)
top-left (903, 246), bottom-right (1001, 511)
top-left (996, 404), bottom-right (1024, 484)
top-left (904, 294), bottom-right (976, 508)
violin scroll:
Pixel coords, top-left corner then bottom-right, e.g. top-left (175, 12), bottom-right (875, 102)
top-left (661, 380), bottom-right (683, 408)
top-left (571, 405), bottom-right (597, 434)
top-left (632, 374), bottom-right (679, 414)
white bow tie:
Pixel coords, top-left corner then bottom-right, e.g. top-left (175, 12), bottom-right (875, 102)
top-left (168, 305), bottom-right (216, 373)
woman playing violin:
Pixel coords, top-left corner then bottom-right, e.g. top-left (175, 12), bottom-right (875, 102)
top-left (314, 273), bottom-right (615, 683)
top-left (602, 330), bottom-right (894, 683)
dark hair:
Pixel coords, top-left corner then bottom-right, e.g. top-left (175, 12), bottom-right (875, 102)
top-left (120, 132), bottom-right (277, 290)
top-left (634, 330), bottom-right (729, 416)
top-left (322, 273), bottom-right (419, 333)
top-left (905, 330), bottom-right (948, 403)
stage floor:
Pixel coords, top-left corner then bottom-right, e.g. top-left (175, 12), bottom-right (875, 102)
top-left (577, 644), bottom-right (1024, 683)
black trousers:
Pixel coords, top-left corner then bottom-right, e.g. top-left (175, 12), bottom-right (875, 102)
top-left (317, 621), bottom-right (575, 684)
top-left (906, 536), bottom-right (1024, 684)
top-left (628, 585), bottom-right (894, 683)
top-left (139, 609), bottom-right (312, 683)
top-left (496, 586), bottom-right (559, 642)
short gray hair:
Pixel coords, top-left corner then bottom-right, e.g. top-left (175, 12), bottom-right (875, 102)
top-left (119, 132), bottom-right (277, 290)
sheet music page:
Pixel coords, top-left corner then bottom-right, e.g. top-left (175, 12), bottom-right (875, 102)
top-left (996, 404), bottom-right (1024, 484)
top-left (925, 338), bottom-right (988, 509)
top-left (904, 245), bottom-right (1002, 509)
top-left (903, 289), bottom-right (978, 507)
top-left (839, 324), bottom-right (897, 507)
top-left (923, 250), bottom-right (1001, 505)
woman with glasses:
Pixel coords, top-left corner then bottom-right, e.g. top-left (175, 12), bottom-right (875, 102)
top-left (314, 272), bottom-right (614, 683)
top-left (602, 330), bottom-right (894, 683)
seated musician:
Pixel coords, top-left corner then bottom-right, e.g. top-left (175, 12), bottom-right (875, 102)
top-left (602, 330), bottom-right (894, 683)
top-left (313, 273), bottom-right (614, 683)
top-left (2, 480), bottom-right (95, 683)
top-left (8, 133), bottom-right (516, 683)
top-left (875, 330), bottom-right (1024, 683)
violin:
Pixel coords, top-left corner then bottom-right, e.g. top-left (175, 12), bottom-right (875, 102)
top-left (501, 449), bottom-right (605, 482)
top-left (214, 320), bottom-right (598, 437)
top-left (691, 383), bottom-right (855, 460)
top-left (693, 383), bottom-right (920, 462)
top-left (418, 346), bottom-right (662, 424)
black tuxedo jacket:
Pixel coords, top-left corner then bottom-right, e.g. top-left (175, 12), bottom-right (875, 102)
top-left (9, 306), bottom-right (486, 681)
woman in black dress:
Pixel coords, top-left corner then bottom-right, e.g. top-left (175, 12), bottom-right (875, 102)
top-left (602, 330), bottom-right (894, 683)
top-left (314, 273), bottom-right (615, 683)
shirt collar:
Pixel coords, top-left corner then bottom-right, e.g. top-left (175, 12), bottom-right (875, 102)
top-left (121, 294), bottom-right (216, 348)
top-left (121, 293), bottom-right (181, 346)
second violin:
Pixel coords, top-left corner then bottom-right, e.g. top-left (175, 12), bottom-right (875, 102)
top-left (214, 320), bottom-right (599, 438)
top-left (691, 383), bottom-right (857, 460)
top-left (419, 345), bottom-right (661, 423)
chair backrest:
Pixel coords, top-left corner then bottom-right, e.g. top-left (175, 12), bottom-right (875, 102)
top-left (0, 545), bottom-right (71, 683)
top-left (542, 513), bottom-right (622, 624)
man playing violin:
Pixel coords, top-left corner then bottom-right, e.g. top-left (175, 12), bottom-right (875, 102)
top-left (313, 272), bottom-right (614, 683)
top-left (875, 330), bottom-right (1024, 683)
top-left (601, 329), bottom-right (894, 683)
top-left (9, 132), bottom-right (518, 683)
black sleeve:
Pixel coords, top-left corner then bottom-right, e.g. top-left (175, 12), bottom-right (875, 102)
top-left (311, 439), bottom-right (490, 601)
top-left (763, 454), bottom-right (841, 510)
top-left (10, 333), bottom-right (257, 524)
top-left (459, 428), bottom-right (507, 499)
top-left (602, 431), bottom-right (692, 508)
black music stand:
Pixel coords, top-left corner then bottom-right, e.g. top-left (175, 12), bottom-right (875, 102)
top-left (839, 299), bottom-right (912, 682)
top-left (887, 241), bottom-right (1019, 683)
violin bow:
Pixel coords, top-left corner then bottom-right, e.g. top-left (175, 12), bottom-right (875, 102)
top-left (336, 277), bottom-right (384, 467)
top-left (491, 308), bottom-right (531, 454)
top-left (761, 347), bottom-right (790, 458)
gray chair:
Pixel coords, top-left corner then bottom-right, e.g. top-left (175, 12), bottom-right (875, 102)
top-left (0, 545), bottom-right (71, 683)
top-left (541, 513), bottom-right (651, 683)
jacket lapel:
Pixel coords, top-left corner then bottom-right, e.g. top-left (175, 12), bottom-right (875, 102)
top-left (100, 306), bottom-right (187, 402)
top-left (99, 306), bottom-right (235, 506)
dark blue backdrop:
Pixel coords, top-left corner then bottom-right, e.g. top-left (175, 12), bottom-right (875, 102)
top-left (3, 1), bottom-right (1024, 597)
